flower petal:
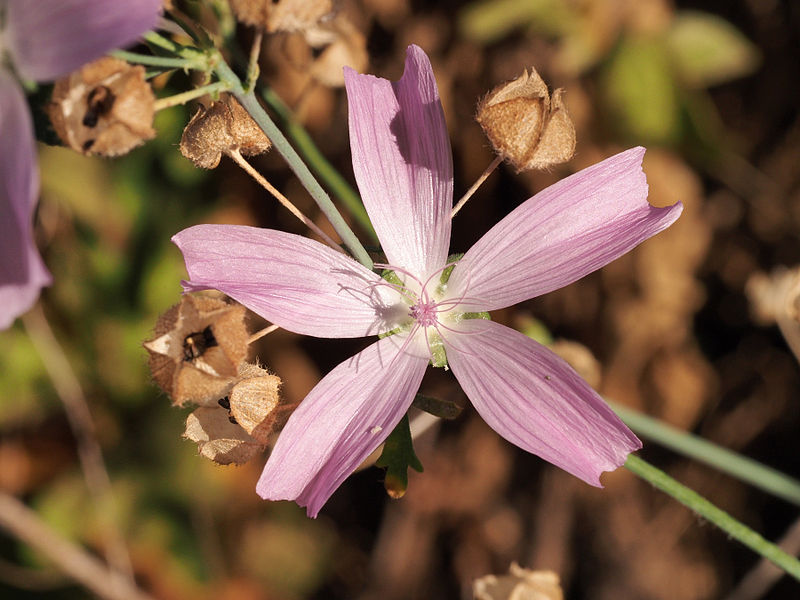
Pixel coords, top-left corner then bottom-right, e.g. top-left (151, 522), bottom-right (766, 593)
top-left (0, 71), bottom-right (51, 329)
top-left (344, 44), bottom-right (452, 280)
top-left (444, 319), bottom-right (641, 485)
top-left (5, 0), bottom-right (162, 81)
top-left (257, 334), bottom-right (429, 517)
top-left (173, 224), bottom-right (405, 338)
top-left (447, 147), bottom-right (682, 311)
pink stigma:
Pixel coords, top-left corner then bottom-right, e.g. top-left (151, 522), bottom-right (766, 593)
top-left (409, 301), bottom-right (438, 327)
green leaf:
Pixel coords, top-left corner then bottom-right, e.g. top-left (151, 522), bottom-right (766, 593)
top-left (602, 36), bottom-right (680, 144)
top-left (667, 11), bottom-right (760, 88)
top-left (375, 414), bottom-right (423, 499)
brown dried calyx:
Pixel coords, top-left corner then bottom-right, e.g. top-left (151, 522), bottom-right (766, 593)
top-left (476, 68), bottom-right (576, 172)
top-left (473, 563), bottom-right (563, 600)
top-left (184, 362), bottom-right (293, 465)
top-left (229, 0), bottom-right (335, 33)
top-left (180, 93), bottom-right (271, 169)
top-left (48, 57), bottom-right (156, 157)
top-left (144, 295), bottom-right (250, 406)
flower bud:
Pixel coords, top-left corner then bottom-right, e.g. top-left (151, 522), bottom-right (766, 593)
top-left (184, 406), bottom-right (263, 465)
top-left (179, 93), bottom-right (271, 169)
top-left (144, 295), bottom-right (250, 406)
top-left (48, 57), bottom-right (156, 156)
top-left (229, 0), bottom-right (335, 33)
top-left (473, 563), bottom-right (563, 600)
top-left (228, 362), bottom-right (294, 444)
top-left (477, 68), bottom-right (576, 172)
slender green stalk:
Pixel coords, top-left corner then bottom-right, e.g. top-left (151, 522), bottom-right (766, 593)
top-left (626, 455), bottom-right (800, 580)
top-left (611, 402), bottom-right (800, 507)
top-left (260, 88), bottom-right (377, 242)
top-left (213, 59), bottom-right (373, 268)
top-left (142, 30), bottom-right (181, 53)
top-left (153, 81), bottom-right (230, 111)
top-left (111, 50), bottom-right (201, 70)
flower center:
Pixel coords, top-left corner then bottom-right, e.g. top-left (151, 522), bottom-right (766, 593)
top-left (409, 299), bottom-right (439, 327)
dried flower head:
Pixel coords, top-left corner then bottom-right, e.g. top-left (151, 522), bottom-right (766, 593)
top-left (184, 406), bottom-right (263, 465)
top-left (229, 363), bottom-right (292, 443)
top-left (477, 68), bottom-right (576, 172)
top-left (473, 564), bottom-right (563, 600)
top-left (48, 57), bottom-right (156, 156)
top-left (179, 93), bottom-right (271, 169)
top-left (144, 295), bottom-right (249, 406)
top-left (305, 14), bottom-right (368, 87)
top-left (229, 0), bottom-right (335, 33)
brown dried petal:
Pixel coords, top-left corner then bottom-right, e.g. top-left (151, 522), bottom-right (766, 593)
top-left (473, 564), bottom-right (563, 600)
top-left (144, 295), bottom-right (249, 406)
top-left (228, 364), bottom-right (290, 443)
top-left (48, 57), bottom-right (155, 157)
top-left (307, 16), bottom-right (368, 87)
top-left (184, 407), bottom-right (263, 465)
top-left (180, 94), bottom-right (271, 169)
top-left (477, 68), bottom-right (575, 172)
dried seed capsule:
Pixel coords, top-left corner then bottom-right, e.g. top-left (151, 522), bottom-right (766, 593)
top-left (184, 406), bottom-right (263, 465)
top-left (473, 563), bottom-right (563, 600)
top-left (144, 295), bottom-right (249, 406)
top-left (179, 93), bottom-right (271, 169)
top-left (228, 363), bottom-right (291, 444)
top-left (48, 57), bottom-right (156, 157)
top-left (229, 0), bottom-right (335, 33)
top-left (477, 68), bottom-right (576, 172)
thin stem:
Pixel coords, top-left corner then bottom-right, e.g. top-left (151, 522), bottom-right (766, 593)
top-left (248, 324), bottom-right (280, 344)
top-left (227, 149), bottom-right (344, 252)
top-left (110, 50), bottom-right (199, 70)
top-left (451, 155), bottom-right (502, 218)
top-left (245, 30), bottom-right (263, 92)
top-left (22, 306), bottom-right (134, 587)
top-left (0, 492), bottom-right (155, 600)
top-left (212, 59), bottom-right (373, 268)
top-left (153, 81), bottom-right (230, 111)
top-left (625, 454), bottom-right (800, 581)
top-left (142, 30), bottom-right (180, 53)
top-left (611, 402), bottom-right (800, 507)
top-left (260, 87), bottom-right (377, 241)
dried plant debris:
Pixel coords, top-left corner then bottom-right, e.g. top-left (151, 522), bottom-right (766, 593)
top-left (473, 564), bottom-right (563, 600)
top-left (48, 57), bottom-right (156, 156)
top-left (746, 267), bottom-right (800, 325)
top-left (229, 0), bottom-right (335, 33)
top-left (477, 68), bottom-right (576, 172)
top-left (144, 295), bottom-right (249, 406)
top-left (229, 362), bottom-right (293, 444)
top-left (180, 93), bottom-right (272, 169)
top-left (306, 14), bottom-right (368, 87)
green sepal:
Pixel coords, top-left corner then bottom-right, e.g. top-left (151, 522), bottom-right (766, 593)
top-left (376, 414), bottom-right (423, 499)
top-left (412, 393), bottom-right (464, 420)
top-left (381, 268), bottom-right (404, 287)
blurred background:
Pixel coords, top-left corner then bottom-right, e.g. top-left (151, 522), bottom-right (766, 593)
top-left (2, 0), bottom-right (800, 598)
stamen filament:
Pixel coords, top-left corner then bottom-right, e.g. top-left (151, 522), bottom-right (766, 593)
top-left (248, 324), bottom-right (279, 344)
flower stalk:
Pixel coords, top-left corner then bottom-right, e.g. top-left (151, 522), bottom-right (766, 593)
top-left (625, 454), bottom-right (800, 581)
top-left (153, 81), bottom-right (231, 111)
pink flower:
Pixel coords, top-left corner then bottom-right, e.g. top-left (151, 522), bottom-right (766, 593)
top-left (173, 45), bottom-right (683, 517)
top-left (0, 0), bottom-right (162, 329)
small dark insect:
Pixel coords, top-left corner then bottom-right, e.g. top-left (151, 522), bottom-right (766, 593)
top-left (183, 326), bottom-right (218, 361)
top-left (82, 85), bottom-right (115, 128)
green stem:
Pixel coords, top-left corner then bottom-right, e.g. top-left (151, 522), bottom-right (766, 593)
top-left (111, 50), bottom-right (200, 70)
top-left (213, 59), bottom-right (373, 268)
top-left (260, 87), bottom-right (377, 242)
top-left (153, 81), bottom-right (230, 111)
top-left (142, 30), bottom-right (180, 53)
top-left (611, 402), bottom-right (800, 507)
top-left (626, 455), bottom-right (800, 580)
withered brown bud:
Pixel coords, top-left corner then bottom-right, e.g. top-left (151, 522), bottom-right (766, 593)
top-left (184, 406), bottom-right (263, 465)
top-left (473, 563), bottom-right (563, 600)
top-left (229, 0), bottom-right (335, 33)
top-left (477, 68), bottom-right (576, 172)
top-left (48, 57), bottom-right (156, 157)
top-left (180, 93), bottom-right (271, 169)
top-left (144, 295), bottom-right (249, 406)
top-left (229, 363), bottom-right (293, 444)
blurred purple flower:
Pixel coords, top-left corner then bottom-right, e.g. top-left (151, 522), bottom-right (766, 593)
top-left (0, 0), bottom-right (162, 329)
top-left (173, 45), bottom-right (683, 517)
